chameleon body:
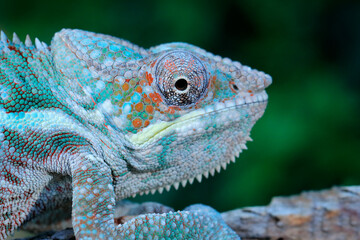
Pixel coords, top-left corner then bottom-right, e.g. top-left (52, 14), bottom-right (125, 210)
top-left (0, 29), bottom-right (271, 239)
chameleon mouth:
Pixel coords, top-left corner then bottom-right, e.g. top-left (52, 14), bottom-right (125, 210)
top-left (128, 91), bottom-right (268, 147)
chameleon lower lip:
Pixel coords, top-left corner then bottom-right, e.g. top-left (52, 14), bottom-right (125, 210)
top-left (128, 92), bottom-right (268, 146)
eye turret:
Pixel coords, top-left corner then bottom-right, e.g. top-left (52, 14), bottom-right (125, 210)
top-left (155, 50), bottom-right (209, 107)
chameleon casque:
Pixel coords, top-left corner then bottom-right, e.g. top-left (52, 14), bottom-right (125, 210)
top-left (0, 29), bottom-right (271, 239)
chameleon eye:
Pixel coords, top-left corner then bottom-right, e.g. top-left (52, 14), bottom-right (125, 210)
top-left (155, 50), bottom-right (209, 107)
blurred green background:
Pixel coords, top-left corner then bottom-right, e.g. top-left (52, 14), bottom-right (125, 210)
top-left (1, 0), bottom-right (359, 212)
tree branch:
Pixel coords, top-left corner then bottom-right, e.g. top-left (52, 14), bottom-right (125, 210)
top-left (222, 186), bottom-right (360, 240)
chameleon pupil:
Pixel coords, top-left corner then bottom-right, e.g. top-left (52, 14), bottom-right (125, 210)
top-left (175, 78), bottom-right (188, 91)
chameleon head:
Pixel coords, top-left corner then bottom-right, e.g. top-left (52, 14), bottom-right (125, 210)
top-left (51, 29), bottom-right (271, 198)
top-left (112, 43), bottom-right (272, 197)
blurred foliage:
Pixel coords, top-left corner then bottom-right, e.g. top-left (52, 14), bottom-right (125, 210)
top-left (0, 0), bottom-right (359, 212)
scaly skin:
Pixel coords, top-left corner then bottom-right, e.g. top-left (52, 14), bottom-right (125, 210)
top-left (0, 29), bottom-right (271, 239)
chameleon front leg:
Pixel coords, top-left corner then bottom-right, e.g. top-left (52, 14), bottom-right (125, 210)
top-left (70, 154), bottom-right (239, 239)
top-left (118, 204), bottom-right (240, 239)
top-left (70, 153), bottom-right (117, 239)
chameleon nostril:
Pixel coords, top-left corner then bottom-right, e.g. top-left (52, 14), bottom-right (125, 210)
top-left (232, 84), bottom-right (239, 91)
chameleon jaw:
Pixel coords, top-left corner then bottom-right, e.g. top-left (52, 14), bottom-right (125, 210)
top-left (128, 128), bottom-right (254, 198)
top-left (130, 136), bottom-right (251, 198)
top-left (123, 92), bottom-right (268, 198)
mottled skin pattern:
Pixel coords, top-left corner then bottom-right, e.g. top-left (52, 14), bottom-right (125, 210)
top-left (0, 29), bottom-right (271, 239)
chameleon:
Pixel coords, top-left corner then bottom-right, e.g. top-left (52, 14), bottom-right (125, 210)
top-left (0, 29), bottom-right (271, 239)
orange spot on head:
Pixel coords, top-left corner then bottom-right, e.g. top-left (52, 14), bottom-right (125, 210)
top-left (122, 83), bottom-right (129, 91)
top-left (135, 86), bottom-right (143, 93)
top-left (132, 118), bottom-right (142, 128)
top-left (166, 106), bottom-right (180, 114)
top-left (144, 120), bottom-right (150, 127)
top-left (248, 90), bottom-right (253, 93)
top-left (144, 97), bottom-right (151, 104)
top-left (135, 102), bottom-right (144, 112)
top-left (146, 72), bottom-right (154, 85)
top-left (140, 79), bottom-right (148, 86)
top-left (145, 105), bottom-right (154, 114)
top-left (149, 92), bottom-right (162, 104)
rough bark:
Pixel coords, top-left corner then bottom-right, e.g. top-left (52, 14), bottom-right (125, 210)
top-left (222, 186), bottom-right (360, 240)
